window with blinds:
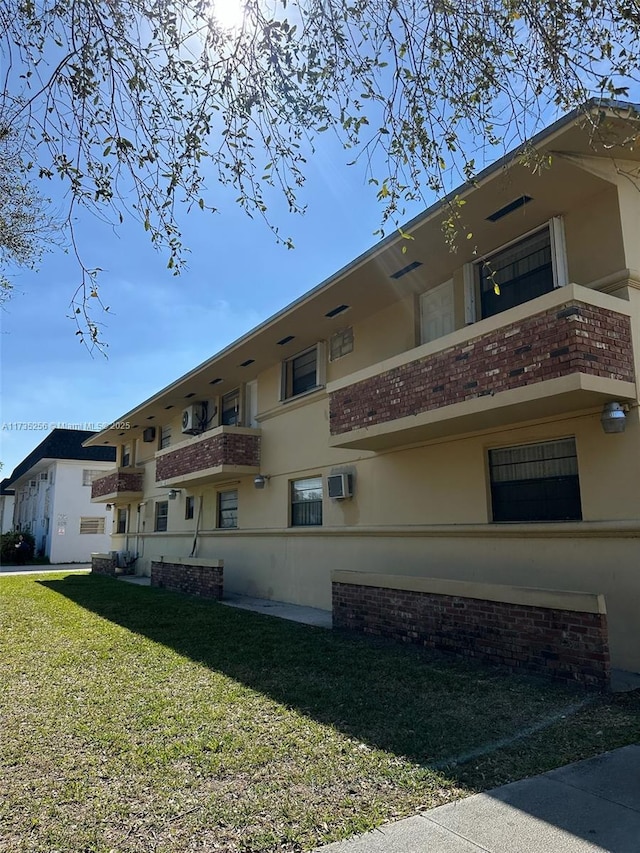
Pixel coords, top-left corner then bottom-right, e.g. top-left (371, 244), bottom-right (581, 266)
top-left (79, 517), bottom-right (106, 534)
top-left (480, 228), bottom-right (554, 319)
top-left (217, 490), bottom-right (238, 528)
top-left (489, 438), bottom-right (582, 522)
top-left (290, 477), bottom-right (323, 527)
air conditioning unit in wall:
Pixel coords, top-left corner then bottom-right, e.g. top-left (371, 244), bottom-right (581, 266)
top-left (327, 473), bottom-right (353, 500)
top-left (142, 426), bottom-right (156, 442)
top-left (181, 403), bottom-right (207, 435)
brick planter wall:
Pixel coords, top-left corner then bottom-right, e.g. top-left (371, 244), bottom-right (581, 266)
top-left (91, 554), bottom-right (118, 576)
top-left (330, 300), bottom-right (634, 436)
top-left (156, 432), bottom-right (260, 482)
top-left (151, 560), bottom-right (223, 600)
top-left (333, 580), bottom-right (610, 689)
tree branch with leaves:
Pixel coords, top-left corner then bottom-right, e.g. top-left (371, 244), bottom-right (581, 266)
top-left (1, 0), bottom-right (639, 347)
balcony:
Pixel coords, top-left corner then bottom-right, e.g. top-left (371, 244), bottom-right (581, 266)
top-left (91, 469), bottom-right (144, 503)
top-left (155, 426), bottom-right (261, 488)
top-left (328, 284), bottom-right (637, 451)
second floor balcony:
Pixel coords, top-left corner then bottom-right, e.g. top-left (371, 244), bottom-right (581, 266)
top-left (328, 284), bottom-right (637, 451)
top-left (91, 469), bottom-right (144, 503)
top-left (155, 426), bottom-right (261, 488)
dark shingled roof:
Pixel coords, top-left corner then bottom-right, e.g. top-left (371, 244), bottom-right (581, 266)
top-left (0, 478), bottom-right (15, 496)
top-left (6, 429), bottom-right (116, 488)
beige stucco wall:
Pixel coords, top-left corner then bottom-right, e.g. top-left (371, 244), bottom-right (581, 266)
top-left (104, 167), bottom-right (640, 674)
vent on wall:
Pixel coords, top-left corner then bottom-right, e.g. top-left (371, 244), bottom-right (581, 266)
top-left (486, 195), bottom-right (533, 222)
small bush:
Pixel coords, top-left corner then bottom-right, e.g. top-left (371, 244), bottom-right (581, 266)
top-left (1, 530), bottom-right (35, 564)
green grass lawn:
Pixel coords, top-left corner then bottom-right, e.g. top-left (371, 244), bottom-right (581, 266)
top-left (1, 572), bottom-right (638, 853)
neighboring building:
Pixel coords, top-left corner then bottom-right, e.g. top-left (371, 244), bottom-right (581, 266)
top-left (6, 430), bottom-right (116, 562)
top-left (87, 103), bottom-right (640, 680)
top-left (0, 479), bottom-right (15, 534)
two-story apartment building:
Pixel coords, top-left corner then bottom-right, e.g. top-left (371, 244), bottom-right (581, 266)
top-left (87, 103), bottom-right (640, 682)
top-left (6, 429), bottom-right (116, 562)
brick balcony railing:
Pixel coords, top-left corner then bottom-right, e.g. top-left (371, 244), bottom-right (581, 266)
top-left (330, 298), bottom-right (634, 437)
top-left (156, 428), bottom-right (261, 483)
top-left (91, 469), bottom-right (144, 500)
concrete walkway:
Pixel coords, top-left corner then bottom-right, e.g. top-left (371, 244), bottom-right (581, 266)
top-left (0, 563), bottom-right (90, 574)
top-left (221, 592), bottom-right (332, 628)
top-left (315, 744), bottom-right (640, 852)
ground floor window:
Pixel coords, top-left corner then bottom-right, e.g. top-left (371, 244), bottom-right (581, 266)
top-left (116, 507), bottom-right (127, 534)
top-left (80, 517), bottom-right (106, 534)
top-left (489, 437), bottom-right (582, 522)
top-left (217, 490), bottom-right (238, 528)
top-left (290, 477), bottom-right (323, 527)
top-left (155, 501), bottom-right (169, 532)
top-left (185, 495), bottom-right (195, 520)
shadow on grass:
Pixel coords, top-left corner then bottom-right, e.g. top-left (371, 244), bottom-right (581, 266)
top-left (38, 573), bottom-right (585, 771)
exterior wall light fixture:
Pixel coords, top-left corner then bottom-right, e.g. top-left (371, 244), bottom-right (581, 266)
top-left (105, 504), bottom-right (113, 511)
top-left (601, 401), bottom-right (627, 434)
top-left (168, 489), bottom-right (182, 500)
top-left (253, 474), bottom-right (270, 490)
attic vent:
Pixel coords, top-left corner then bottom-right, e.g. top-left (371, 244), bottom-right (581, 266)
top-left (240, 358), bottom-right (255, 367)
top-left (390, 261), bottom-right (422, 279)
top-left (277, 335), bottom-right (295, 345)
top-left (486, 195), bottom-right (533, 222)
top-left (209, 377), bottom-right (223, 385)
top-left (325, 304), bottom-right (349, 318)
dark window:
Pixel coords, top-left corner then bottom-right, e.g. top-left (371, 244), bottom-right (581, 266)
top-left (122, 444), bottom-right (131, 467)
top-left (160, 425), bottom-right (171, 449)
top-left (116, 508), bottom-right (127, 534)
top-left (221, 389), bottom-right (240, 426)
top-left (155, 501), bottom-right (169, 532)
top-left (480, 229), bottom-right (554, 319)
top-left (489, 438), bottom-right (582, 522)
top-left (283, 346), bottom-right (320, 399)
top-left (291, 477), bottom-right (323, 527)
top-left (185, 495), bottom-right (195, 520)
top-left (218, 490), bottom-right (238, 528)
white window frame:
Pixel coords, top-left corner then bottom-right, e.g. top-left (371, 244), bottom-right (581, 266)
top-left (82, 469), bottom-right (104, 486)
top-left (280, 342), bottom-right (326, 401)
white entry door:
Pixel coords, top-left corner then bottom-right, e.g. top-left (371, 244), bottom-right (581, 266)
top-left (420, 279), bottom-right (455, 344)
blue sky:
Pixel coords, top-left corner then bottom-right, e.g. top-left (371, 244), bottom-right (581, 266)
top-left (1, 130), bottom-right (429, 477)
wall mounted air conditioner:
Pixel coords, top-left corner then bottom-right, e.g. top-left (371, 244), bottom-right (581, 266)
top-left (142, 426), bottom-right (156, 442)
top-left (182, 403), bottom-right (207, 435)
top-left (327, 473), bottom-right (353, 500)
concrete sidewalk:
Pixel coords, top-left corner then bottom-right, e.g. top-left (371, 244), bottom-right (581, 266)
top-left (315, 744), bottom-right (640, 852)
top-left (0, 563), bottom-right (90, 574)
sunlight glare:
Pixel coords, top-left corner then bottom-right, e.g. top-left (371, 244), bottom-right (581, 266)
top-left (211, 0), bottom-right (246, 30)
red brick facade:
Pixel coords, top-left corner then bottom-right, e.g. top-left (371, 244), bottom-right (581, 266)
top-left (333, 581), bottom-right (611, 688)
top-left (151, 560), bottom-right (223, 600)
top-left (91, 470), bottom-right (143, 499)
top-left (155, 431), bottom-right (260, 482)
top-left (330, 301), bottom-right (634, 436)
top-left (91, 554), bottom-right (118, 576)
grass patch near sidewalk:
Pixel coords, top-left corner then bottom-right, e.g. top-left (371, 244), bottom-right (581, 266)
top-left (1, 571), bottom-right (638, 852)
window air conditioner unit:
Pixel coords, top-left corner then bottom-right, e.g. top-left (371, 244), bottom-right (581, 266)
top-left (182, 403), bottom-right (207, 435)
top-left (327, 473), bottom-right (353, 500)
top-left (142, 426), bottom-right (156, 442)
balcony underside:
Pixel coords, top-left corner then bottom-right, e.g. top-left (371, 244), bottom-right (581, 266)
top-left (329, 374), bottom-right (636, 451)
top-left (156, 464), bottom-right (260, 489)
